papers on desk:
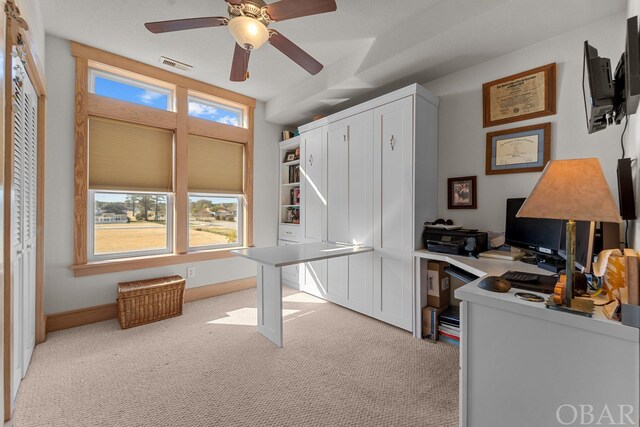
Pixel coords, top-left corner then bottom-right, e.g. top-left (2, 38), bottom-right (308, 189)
top-left (479, 250), bottom-right (524, 261)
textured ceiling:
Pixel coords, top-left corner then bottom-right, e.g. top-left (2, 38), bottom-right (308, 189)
top-left (40, 0), bottom-right (625, 125)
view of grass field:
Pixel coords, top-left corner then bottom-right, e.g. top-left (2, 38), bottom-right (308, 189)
top-left (93, 192), bottom-right (240, 255)
top-left (94, 221), bottom-right (237, 254)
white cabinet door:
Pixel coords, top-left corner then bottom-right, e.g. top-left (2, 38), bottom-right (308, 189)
top-left (301, 127), bottom-right (326, 242)
top-left (373, 96), bottom-right (414, 331)
top-left (300, 127), bottom-right (327, 297)
top-left (278, 240), bottom-right (301, 290)
top-left (326, 119), bottom-right (349, 305)
top-left (347, 112), bottom-right (374, 316)
top-left (326, 112), bottom-right (374, 314)
top-left (11, 58), bottom-right (37, 403)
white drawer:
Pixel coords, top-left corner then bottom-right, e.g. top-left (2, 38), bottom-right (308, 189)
top-left (278, 224), bottom-right (299, 242)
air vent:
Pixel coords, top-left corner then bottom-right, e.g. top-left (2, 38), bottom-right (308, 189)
top-left (159, 56), bottom-right (193, 72)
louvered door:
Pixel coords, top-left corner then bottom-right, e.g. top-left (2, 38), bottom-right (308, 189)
top-left (11, 56), bottom-right (37, 403)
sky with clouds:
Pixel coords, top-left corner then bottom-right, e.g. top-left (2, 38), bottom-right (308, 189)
top-left (94, 76), bottom-right (240, 127)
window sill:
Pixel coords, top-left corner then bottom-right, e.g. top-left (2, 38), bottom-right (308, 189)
top-left (71, 247), bottom-right (249, 277)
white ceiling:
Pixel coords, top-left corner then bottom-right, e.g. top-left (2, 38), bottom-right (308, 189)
top-left (40, 0), bottom-right (625, 126)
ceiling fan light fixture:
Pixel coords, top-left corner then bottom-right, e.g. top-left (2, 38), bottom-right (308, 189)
top-left (228, 16), bottom-right (269, 51)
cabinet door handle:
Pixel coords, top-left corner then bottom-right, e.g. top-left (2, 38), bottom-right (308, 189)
top-left (309, 154), bottom-right (313, 166)
top-left (390, 135), bottom-right (396, 151)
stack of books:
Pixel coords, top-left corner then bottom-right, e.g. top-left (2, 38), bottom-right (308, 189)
top-left (281, 130), bottom-right (296, 140)
top-left (288, 165), bottom-right (300, 183)
top-left (437, 307), bottom-right (460, 346)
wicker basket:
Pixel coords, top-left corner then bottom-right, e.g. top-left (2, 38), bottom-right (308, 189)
top-left (117, 275), bottom-right (185, 329)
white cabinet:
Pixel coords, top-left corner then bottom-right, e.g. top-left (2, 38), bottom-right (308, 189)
top-left (372, 96), bottom-right (414, 331)
top-left (278, 240), bottom-right (301, 290)
top-left (326, 112), bottom-right (374, 315)
top-left (295, 84), bottom-right (439, 334)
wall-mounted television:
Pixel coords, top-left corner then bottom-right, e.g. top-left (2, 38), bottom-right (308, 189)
top-left (583, 16), bottom-right (640, 133)
top-left (583, 41), bottom-right (614, 133)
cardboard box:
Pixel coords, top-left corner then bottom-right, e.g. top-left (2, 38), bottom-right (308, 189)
top-left (426, 261), bottom-right (450, 308)
top-left (422, 306), bottom-right (447, 339)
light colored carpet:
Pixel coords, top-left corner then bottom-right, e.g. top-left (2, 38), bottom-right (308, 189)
top-left (14, 288), bottom-right (459, 427)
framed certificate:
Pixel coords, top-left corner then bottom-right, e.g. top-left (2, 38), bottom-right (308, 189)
top-left (482, 63), bottom-right (556, 128)
top-left (485, 123), bottom-right (551, 175)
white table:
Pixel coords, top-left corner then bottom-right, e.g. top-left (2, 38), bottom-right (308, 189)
top-left (413, 250), bottom-right (640, 427)
top-left (232, 242), bottom-right (372, 347)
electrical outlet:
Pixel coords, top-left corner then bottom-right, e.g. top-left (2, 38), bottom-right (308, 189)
top-left (187, 266), bottom-right (196, 279)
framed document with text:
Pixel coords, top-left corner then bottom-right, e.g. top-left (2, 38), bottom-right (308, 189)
top-left (482, 63), bottom-right (556, 128)
top-left (485, 123), bottom-right (551, 175)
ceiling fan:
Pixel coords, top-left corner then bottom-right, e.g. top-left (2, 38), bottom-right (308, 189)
top-left (145, 0), bottom-right (337, 82)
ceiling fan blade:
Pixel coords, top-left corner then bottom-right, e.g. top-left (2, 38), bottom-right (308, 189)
top-left (268, 30), bottom-right (323, 75)
top-left (230, 44), bottom-right (251, 82)
top-left (225, 0), bottom-right (243, 4)
top-left (145, 16), bottom-right (228, 34)
top-left (265, 0), bottom-right (336, 22)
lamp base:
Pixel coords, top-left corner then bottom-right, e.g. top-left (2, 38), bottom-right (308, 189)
top-left (545, 297), bottom-right (594, 317)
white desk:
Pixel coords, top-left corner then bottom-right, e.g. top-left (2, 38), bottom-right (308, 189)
top-left (414, 250), bottom-right (640, 427)
top-left (232, 243), bottom-right (372, 347)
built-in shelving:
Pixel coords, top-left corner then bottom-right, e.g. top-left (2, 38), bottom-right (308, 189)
top-left (279, 136), bottom-right (301, 226)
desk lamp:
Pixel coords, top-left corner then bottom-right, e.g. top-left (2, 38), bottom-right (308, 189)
top-left (517, 158), bottom-right (622, 316)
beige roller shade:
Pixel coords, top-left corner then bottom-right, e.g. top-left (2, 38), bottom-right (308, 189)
top-left (188, 134), bottom-right (244, 194)
top-left (88, 117), bottom-right (174, 192)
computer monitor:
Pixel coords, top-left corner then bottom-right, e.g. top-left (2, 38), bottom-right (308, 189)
top-left (559, 220), bottom-right (596, 274)
top-left (505, 198), bottom-right (595, 273)
top-left (505, 198), bottom-right (563, 257)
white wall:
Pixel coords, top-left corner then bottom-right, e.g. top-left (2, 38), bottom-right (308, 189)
top-left (44, 35), bottom-right (280, 314)
top-left (423, 13), bottom-right (626, 234)
top-left (17, 0), bottom-right (45, 67)
top-left (627, 0), bottom-right (640, 249)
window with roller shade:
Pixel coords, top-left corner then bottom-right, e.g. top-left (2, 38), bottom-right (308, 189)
top-left (187, 134), bottom-right (244, 250)
top-left (74, 50), bottom-right (255, 272)
top-left (88, 117), bottom-right (174, 259)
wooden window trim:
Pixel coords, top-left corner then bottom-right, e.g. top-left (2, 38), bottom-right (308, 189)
top-left (71, 42), bottom-right (256, 109)
top-left (71, 248), bottom-right (240, 277)
top-left (72, 43), bottom-right (255, 276)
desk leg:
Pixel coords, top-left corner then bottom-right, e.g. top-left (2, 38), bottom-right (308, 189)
top-left (256, 263), bottom-right (283, 347)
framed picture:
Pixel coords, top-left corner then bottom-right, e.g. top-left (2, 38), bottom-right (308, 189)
top-left (482, 63), bottom-right (556, 128)
top-left (284, 151), bottom-right (296, 162)
top-left (448, 176), bottom-right (477, 209)
top-left (486, 122), bottom-right (551, 175)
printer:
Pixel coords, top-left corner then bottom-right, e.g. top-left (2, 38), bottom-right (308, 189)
top-left (422, 225), bottom-right (488, 257)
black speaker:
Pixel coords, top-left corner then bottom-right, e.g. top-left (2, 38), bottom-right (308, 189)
top-left (617, 158), bottom-right (637, 220)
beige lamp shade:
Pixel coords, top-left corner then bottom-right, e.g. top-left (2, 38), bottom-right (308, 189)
top-left (517, 158), bottom-right (622, 223)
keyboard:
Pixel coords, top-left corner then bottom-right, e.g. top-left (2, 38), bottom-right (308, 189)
top-left (502, 271), bottom-right (540, 283)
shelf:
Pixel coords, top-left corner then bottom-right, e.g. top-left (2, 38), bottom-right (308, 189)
top-left (279, 222), bottom-right (300, 226)
top-left (281, 182), bottom-right (300, 187)
top-left (281, 205), bottom-right (300, 208)
top-left (282, 159), bottom-right (301, 166)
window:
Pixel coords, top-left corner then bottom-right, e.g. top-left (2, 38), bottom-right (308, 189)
top-left (189, 195), bottom-right (242, 249)
top-left (188, 95), bottom-right (244, 127)
top-left (89, 68), bottom-right (173, 111)
top-left (87, 117), bottom-right (174, 260)
top-left (187, 134), bottom-right (244, 252)
top-left (72, 43), bottom-right (256, 275)
top-left (90, 191), bottom-right (172, 259)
